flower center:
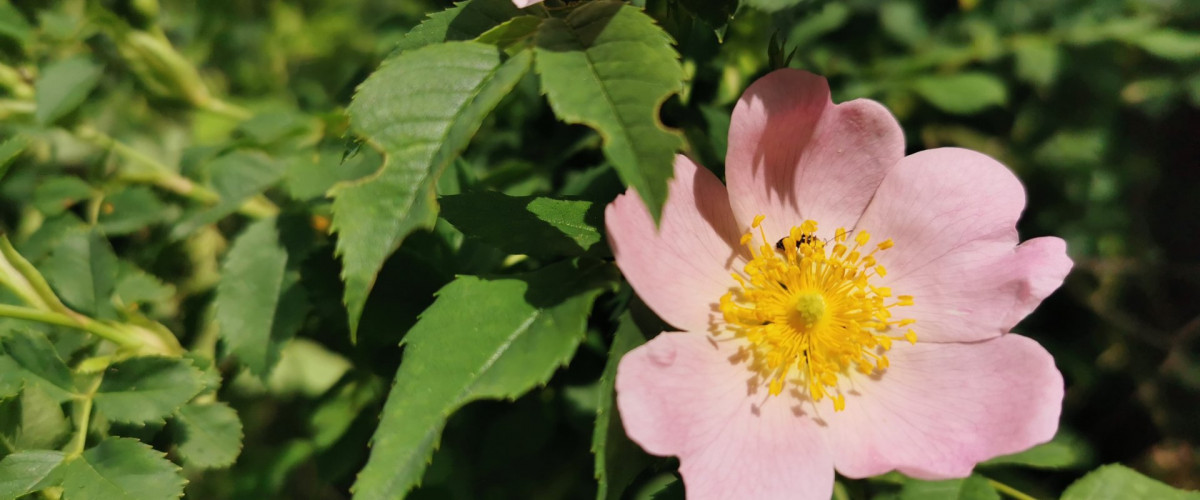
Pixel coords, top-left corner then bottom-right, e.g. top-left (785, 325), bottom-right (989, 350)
top-left (719, 215), bottom-right (917, 412)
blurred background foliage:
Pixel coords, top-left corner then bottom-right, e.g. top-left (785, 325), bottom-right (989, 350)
top-left (0, 0), bottom-right (1197, 498)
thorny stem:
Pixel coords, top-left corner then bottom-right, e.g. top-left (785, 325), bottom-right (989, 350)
top-left (989, 479), bottom-right (1040, 500)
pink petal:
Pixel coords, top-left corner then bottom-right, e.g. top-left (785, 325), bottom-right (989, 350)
top-left (827, 334), bottom-right (1063, 480)
top-left (512, 0), bottom-right (544, 7)
top-left (606, 156), bottom-right (745, 333)
top-left (726, 69), bottom-right (905, 241)
top-left (856, 148), bottom-right (1072, 342)
top-left (617, 332), bottom-right (835, 499)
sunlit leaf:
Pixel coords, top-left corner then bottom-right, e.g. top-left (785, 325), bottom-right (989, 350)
top-left (982, 430), bottom-right (1095, 469)
top-left (172, 402), bottom-right (243, 469)
top-left (0, 331), bottom-right (76, 402)
top-left (899, 474), bottom-right (999, 500)
top-left (911, 73), bottom-right (1007, 115)
top-left (60, 438), bottom-right (185, 500)
top-left (395, 0), bottom-right (522, 53)
top-left (93, 356), bottom-right (204, 424)
top-left (439, 192), bottom-right (604, 259)
top-left (1061, 464), bottom-right (1195, 500)
top-left (35, 55), bottom-right (104, 125)
top-left (0, 450), bottom-right (66, 498)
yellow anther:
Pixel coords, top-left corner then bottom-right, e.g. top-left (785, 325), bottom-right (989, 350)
top-left (752, 215), bottom-right (765, 228)
top-left (769, 378), bottom-right (784, 396)
top-left (897, 295), bottom-right (914, 306)
top-left (835, 227), bottom-right (848, 242)
top-left (905, 330), bottom-right (918, 344)
top-left (855, 231), bottom-right (870, 246)
top-left (740, 232), bottom-right (753, 245)
top-left (878, 239), bottom-right (894, 250)
top-left (875, 265), bottom-right (887, 277)
top-left (832, 393), bottom-right (846, 412)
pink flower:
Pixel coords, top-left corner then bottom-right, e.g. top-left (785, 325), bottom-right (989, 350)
top-left (606, 69), bottom-right (1072, 499)
top-left (512, 0), bottom-right (544, 7)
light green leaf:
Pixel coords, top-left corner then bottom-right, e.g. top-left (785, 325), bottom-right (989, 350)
top-left (0, 0), bottom-right (33, 44)
top-left (93, 356), bottom-right (204, 424)
top-left (0, 450), bottom-right (66, 498)
top-left (912, 73), bottom-right (1008, 115)
top-left (40, 228), bottom-right (119, 320)
top-left (982, 430), bottom-right (1094, 469)
top-left (60, 438), bottom-right (185, 500)
top-left (351, 259), bottom-right (615, 500)
top-left (171, 151), bottom-right (284, 239)
top-left (0, 331), bottom-right (76, 402)
top-left (1132, 29), bottom-right (1200, 61)
top-left (35, 55), bottom-right (104, 125)
top-left (215, 217), bottom-right (309, 377)
top-left (1061, 464), bottom-right (1197, 500)
top-left (282, 147), bottom-right (380, 201)
top-left (33, 176), bottom-right (94, 216)
top-left (742, 0), bottom-right (803, 13)
top-left (172, 402), bottom-right (243, 469)
top-left (1014, 37), bottom-right (1061, 87)
top-left (439, 192), bottom-right (603, 259)
top-left (0, 385), bottom-right (71, 451)
top-left (0, 135), bottom-right (30, 179)
top-left (900, 474), bottom-right (999, 500)
top-left (535, 1), bottom-right (684, 223)
top-left (594, 313), bottom-right (650, 500)
top-left (394, 0), bottom-right (522, 53)
top-left (332, 42), bottom-right (530, 336)
top-left (880, 1), bottom-right (929, 46)
top-left (113, 265), bottom-right (175, 311)
top-left (97, 187), bottom-right (168, 235)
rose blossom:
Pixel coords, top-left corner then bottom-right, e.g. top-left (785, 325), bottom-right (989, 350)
top-left (605, 69), bottom-right (1072, 499)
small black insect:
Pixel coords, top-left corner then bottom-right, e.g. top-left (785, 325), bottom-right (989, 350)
top-left (775, 233), bottom-right (818, 250)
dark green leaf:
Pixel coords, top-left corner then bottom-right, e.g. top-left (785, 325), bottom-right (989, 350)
top-left (97, 187), bottom-right (168, 235)
top-left (899, 474), bottom-right (999, 500)
top-left (40, 229), bottom-right (119, 320)
top-left (439, 192), bottom-right (603, 259)
top-left (1014, 37), bottom-right (1061, 87)
top-left (475, 16), bottom-right (542, 49)
top-left (0, 331), bottom-right (76, 402)
top-left (677, 0), bottom-right (737, 31)
top-left (1061, 464), bottom-right (1197, 500)
top-left (594, 313), bottom-right (650, 500)
top-left (351, 259), bottom-right (615, 500)
top-left (170, 151), bottom-right (284, 239)
top-left (742, 0), bottom-right (803, 13)
top-left (35, 55), bottom-right (104, 125)
top-left (215, 217), bottom-right (309, 377)
top-left (332, 42), bottom-right (530, 336)
top-left (911, 73), bottom-right (1008, 115)
top-left (0, 385), bottom-right (71, 451)
top-left (283, 147), bottom-right (380, 201)
top-left (394, 0), bottom-right (522, 53)
top-left (982, 430), bottom-right (1095, 470)
top-left (113, 265), bottom-right (175, 311)
top-left (93, 356), bottom-right (204, 424)
top-left (535, 1), bottom-right (684, 223)
top-left (0, 135), bottom-right (30, 179)
top-left (0, 450), bottom-right (66, 498)
top-left (60, 438), bottom-right (185, 500)
top-left (32, 176), bottom-right (94, 216)
top-left (172, 402), bottom-right (243, 469)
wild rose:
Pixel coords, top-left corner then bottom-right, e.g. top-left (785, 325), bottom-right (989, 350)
top-left (512, 0), bottom-right (544, 7)
top-left (605, 69), bottom-right (1072, 499)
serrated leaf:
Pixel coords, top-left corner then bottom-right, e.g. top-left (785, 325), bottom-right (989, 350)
top-left (475, 15), bottom-right (542, 49)
top-left (439, 192), bottom-right (603, 259)
top-left (0, 385), bottom-right (71, 451)
top-left (172, 402), bottom-right (243, 469)
top-left (394, 0), bottom-right (522, 53)
top-left (0, 331), bottom-right (76, 402)
top-left (982, 430), bottom-right (1094, 470)
top-left (93, 357), bottom-right (204, 424)
top-left (170, 151), bottom-right (284, 239)
top-left (215, 217), bottom-right (309, 377)
top-left (0, 135), bottom-right (29, 179)
top-left (899, 474), bottom-right (999, 500)
top-left (912, 73), bottom-right (1008, 115)
top-left (0, 450), bottom-right (66, 498)
top-left (332, 42), bottom-right (531, 336)
top-left (1061, 464), bottom-right (1197, 500)
top-left (40, 228), bottom-right (119, 320)
top-left (283, 147), bottom-right (380, 201)
top-left (35, 55), bottom-right (104, 125)
top-left (594, 313), bottom-right (650, 500)
top-left (33, 177), bottom-right (94, 216)
top-left (114, 265), bottom-right (175, 311)
top-left (97, 186), bottom-right (168, 235)
top-left (60, 438), bottom-right (185, 500)
top-left (351, 259), bottom-right (614, 500)
top-left (535, 1), bottom-right (683, 223)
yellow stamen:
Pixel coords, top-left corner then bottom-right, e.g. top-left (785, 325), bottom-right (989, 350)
top-left (719, 217), bottom-right (917, 411)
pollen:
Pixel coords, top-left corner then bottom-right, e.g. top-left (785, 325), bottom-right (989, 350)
top-left (719, 217), bottom-right (917, 410)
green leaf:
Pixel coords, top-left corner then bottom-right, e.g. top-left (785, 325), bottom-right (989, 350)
top-left (93, 356), bottom-right (204, 424)
top-left (982, 430), bottom-right (1094, 469)
top-left (676, 0), bottom-right (738, 31)
top-left (1132, 29), bottom-right (1200, 61)
top-left (35, 55), bottom-right (105, 125)
top-left (351, 259), bottom-right (615, 500)
top-left (40, 229), bottom-right (119, 320)
top-left (1061, 464), bottom-right (1197, 500)
top-left (394, 0), bottom-right (522, 53)
top-left (899, 474), bottom-right (999, 500)
top-left (475, 16), bottom-right (542, 49)
top-left (60, 438), bottom-right (185, 500)
top-left (332, 42), bottom-right (531, 336)
top-left (535, 1), bottom-right (684, 223)
top-left (0, 385), bottom-right (71, 451)
top-left (215, 217), bottom-right (309, 377)
top-left (0, 450), bottom-right (66, 498)
top-left (0, 331), bottom-right (76, 402)
top-left (172, 402), bottom-right (243, 469)
top-left (439, 192), bottom-right (604, 259)
top-left (33, 176), bottom-right (94, 216)
top-left (171, 151), bottom-right (284, 239)
top-left (97, 187), bottom-right (168, 235)
top-left (742, 0), bottom-right (803, 13)
top-left (0, 135), bottom-right (30, 179)
top-left (911, 73), bottom-right (1008, 115)
top-left (0, 0), bottom-right (33, 44)
top-left (1014, 37), bottom-right (1061, 87)
top-left (113, 265), bottom-right (175, 311)
top-left (880, 1), bottom-right (929, 46)
top-left (283, 147), bottom-right (380, 201)
top-left (594, 313), bottom-right (650, 500)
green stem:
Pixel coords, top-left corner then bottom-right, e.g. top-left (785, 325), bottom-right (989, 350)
top-left (989, 479), bottom-right (1039, 500)
top-left (200, 97), bottom-right (252, 121)
top-left (0, 303), bottom-right (141, 349)
top-left (0, 236), bottom-right (71, 313)
top-left (65, 376), bottom-right (103, 459)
